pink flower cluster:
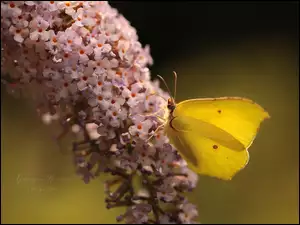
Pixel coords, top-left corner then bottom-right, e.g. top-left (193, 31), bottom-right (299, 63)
top-left (1, 1), bottom-right (199, 223)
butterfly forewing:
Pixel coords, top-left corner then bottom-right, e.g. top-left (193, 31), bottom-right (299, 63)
top-left (173, 97), bottom-right (270, 150)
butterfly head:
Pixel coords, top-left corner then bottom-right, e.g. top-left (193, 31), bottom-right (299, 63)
top-left (157, 72), bottom-right (178, 114)
top-left (167, 97), bottom-right (176, 112)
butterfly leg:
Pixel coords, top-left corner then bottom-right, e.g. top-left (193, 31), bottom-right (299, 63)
top-left (130, 108), bottom-right (165, 118)
top-left (146, 123), bottom-right (166, 142)
top-left (131, 113), bottom-right (167, 126)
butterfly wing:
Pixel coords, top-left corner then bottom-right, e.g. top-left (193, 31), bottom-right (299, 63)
top-left (165, 115), bottom-right (249, 180)
top-left (173, 97), bottom-right (270, 150)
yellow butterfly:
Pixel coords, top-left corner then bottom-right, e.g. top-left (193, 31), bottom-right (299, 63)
top-left (157, 72), bottom-right (270, 181)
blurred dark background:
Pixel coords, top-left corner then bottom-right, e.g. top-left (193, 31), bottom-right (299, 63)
top-left (2, 1), bottom-right (299, 224)
top-left (110, 1), bottom-right (298, 73)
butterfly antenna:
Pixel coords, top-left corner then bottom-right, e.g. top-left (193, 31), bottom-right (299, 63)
top-left (151, 93), bottom-right (168, 102)
top-left (157, 75), bottom-right (172, 97)
top-left (173, 71), bottom-right (178, 101)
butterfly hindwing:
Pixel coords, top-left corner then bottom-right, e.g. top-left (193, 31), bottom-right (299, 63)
top-left (166, 115), bottom-right (249, 180)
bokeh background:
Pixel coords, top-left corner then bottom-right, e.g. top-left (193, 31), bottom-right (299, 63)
top-left (1, 2), bottom-right (299, 224)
